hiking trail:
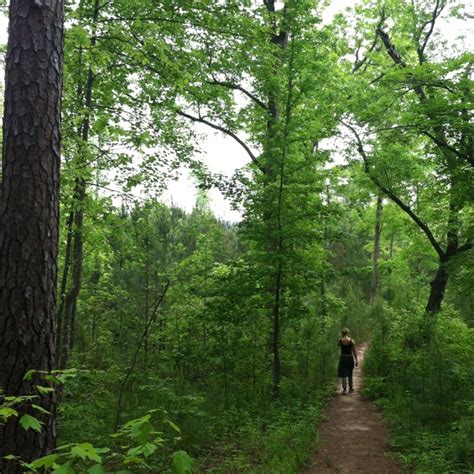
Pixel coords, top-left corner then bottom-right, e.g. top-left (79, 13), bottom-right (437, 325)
top-left (304, 343), bottom-right (404, 473)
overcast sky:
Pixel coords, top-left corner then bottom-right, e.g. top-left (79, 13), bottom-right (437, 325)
top-left (0, 1), bottom-right (472, 221)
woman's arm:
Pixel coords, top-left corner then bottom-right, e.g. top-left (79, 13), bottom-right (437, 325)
top-left (352, 341), bottom-right (359, 367)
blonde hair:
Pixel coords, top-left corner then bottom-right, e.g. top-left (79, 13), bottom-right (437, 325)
top-left (341, 327), bottom-right (350, 336)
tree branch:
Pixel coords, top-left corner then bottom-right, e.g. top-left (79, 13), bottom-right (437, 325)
top-left (375, 25), bottom-right (471, 166)
top-left (457, 242), bottom-right (472, 253)
top-left (376, 22), bottom-right (430, 105)
top-left (341, 120), bottom-right (446, 260)
top-left (416, 0), bottom-right (445, 64)
top-left (376, 25), bottom-right (407, 68)
top-left (352, 10), bottom-right (385, 74)
top-left (176, 109), bottom-right (263, 172)
top-left (207, 79), bottom-right (268, 110)
top-left (421, 131), bottom-right (472, 164)
top-left (264, 0), bottom-right (276, 13)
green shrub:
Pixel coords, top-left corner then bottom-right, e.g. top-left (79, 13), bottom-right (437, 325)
top-left (363, 305), bottom-right (474, 472)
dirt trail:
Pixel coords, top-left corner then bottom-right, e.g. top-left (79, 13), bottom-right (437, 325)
top-left (304, 343), bottom-right (403, 473)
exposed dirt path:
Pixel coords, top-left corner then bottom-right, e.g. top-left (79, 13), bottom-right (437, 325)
top-left (304, 343), bottom-right (404, 473)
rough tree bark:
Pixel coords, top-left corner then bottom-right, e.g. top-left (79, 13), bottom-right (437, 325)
top-left (0, 0), bottom-right (64, 467)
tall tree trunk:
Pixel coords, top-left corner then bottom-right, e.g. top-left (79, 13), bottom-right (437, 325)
top-left (59, 0), bottom-right (99, 368)
top-left (272, 260), bottom-right (283, 398)
top-left (56, 210), bottom-right (74, 355)
top-left (319, 184), bottom-right (331, 330)
top-left (0, 0), bottom-right (64, 466)
top-left (425, 259), bottom-right (449, 314)
top-left (158, 233), bottom-right (167, 352)
top-left (370, 195), bottom-right (383, 304)
top-left (60, 177), bottom-right (86, 368)
top-left (425, 187), bottom-right (459, 314)
top-left (386, 233), bottom-right (395, 301)
top-left (144, 237), bottom-right (150, 365)
top-left (264, 0), bottom-right (289, 400)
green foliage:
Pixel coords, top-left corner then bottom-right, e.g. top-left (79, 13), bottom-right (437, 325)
top-left (0, 381), bottom-right (191, 472)
top-left (363, 306), bottom-right (474, 472)
top-left (198, 388), bottom-right (333, 473)
top-left (23, 412), bottom-right (192, 473)
top-left (19, 414), bottom-right (43, 433)
top-left (172, 451), bottom-right (193, 474)
top-left (21, 0), bottom-right (470, 471)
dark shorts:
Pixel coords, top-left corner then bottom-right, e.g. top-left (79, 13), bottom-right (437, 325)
top-left (338, 355), bottom-right (354, 377)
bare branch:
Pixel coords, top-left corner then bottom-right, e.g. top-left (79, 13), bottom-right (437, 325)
top-left (376, 23), bottom-right (429, 104)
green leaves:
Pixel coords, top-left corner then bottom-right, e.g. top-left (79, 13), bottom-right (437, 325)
top-left (19, 414), bottom-right (42, 433)
top-left (126, 442), bottom-right (157, 459)
top-left (124, 414), bottom-right (154, 444)
top-left (172, 451), bottom-right (193, 474)
top-left (70, 444), bottom-right (103, 463)
top-left (36, 385), bottom-right (55, 395)
top-left (0, 406), bottom-right (18, 420)
top-left (29, 454), bottom-right (59, 470)
top-left (23, 369), bottom-right (36, 381)
top-left (52, 462), bottom-right (75, 474)
top-left (87, 465), bottom-right (106, 474)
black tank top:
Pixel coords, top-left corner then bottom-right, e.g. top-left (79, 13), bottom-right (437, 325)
top-left (339, 339), bottom-right (353, 355)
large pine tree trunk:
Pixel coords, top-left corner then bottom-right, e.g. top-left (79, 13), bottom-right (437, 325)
top-left (0, 0), bottom-right (64, 466)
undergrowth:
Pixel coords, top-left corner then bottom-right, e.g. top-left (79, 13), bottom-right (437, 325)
top-left (363, 304), bottom-right (474, 473)
top-left (197, 385), bottom-right (334, 473)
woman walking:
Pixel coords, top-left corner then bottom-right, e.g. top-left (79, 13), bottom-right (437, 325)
top-left (338, 328), bottom-right (358, 394)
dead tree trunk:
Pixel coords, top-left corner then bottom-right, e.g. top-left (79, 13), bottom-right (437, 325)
top-left (0, 0), bottom-right (64, 466)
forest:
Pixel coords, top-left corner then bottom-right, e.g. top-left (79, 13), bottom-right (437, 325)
top-left (0, 0), bottom-right (472, 472)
